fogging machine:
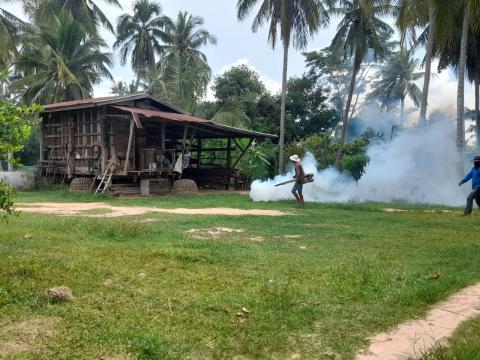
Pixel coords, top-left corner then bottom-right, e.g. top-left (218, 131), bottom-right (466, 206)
top-left (274, 173), bottom-right (314, 187)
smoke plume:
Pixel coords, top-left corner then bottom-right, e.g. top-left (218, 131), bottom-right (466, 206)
top-left (250, 118), bottom-right (471, 206)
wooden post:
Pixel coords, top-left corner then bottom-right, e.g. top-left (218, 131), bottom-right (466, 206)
top-left (109, 120), bottom-right (116, 160)
top-left (123, 118), bottom-right (135, 175)
top-left (39, 121), bottom-right (44, 161)
top-left (132, 122), bottom-right (136, 171)
top-left (182, 125), bottom-right (189, 154)
top-left (197, 139), bottom-right (202, 169)
top-left (82, 111), bottom-right (86, 156)
top-left (67, 114), bottom-right (74, 178)
top-left (186, 128), bottom-right (196, 153)
top-left (226, 138), bottom-right (232, 169)
top-left (161, 123), bottom-right (166, 152)
top-left (100, 110), bottom-right (106, 173)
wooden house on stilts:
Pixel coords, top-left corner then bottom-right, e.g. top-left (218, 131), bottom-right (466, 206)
top-left (38, 94), bottom-right (276, 195)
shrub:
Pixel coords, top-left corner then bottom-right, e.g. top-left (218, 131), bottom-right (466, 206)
top-left (0, 179), bottom-right (15, 220)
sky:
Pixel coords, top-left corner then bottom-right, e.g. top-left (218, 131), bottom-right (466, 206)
top-left (2, 0), bottom-right (477, 116)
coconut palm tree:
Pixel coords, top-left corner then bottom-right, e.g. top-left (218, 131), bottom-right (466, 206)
top-left (395, 0), bottom-right (435, 125)
top-left (13, 12), bottom-right (113, 103)
top-left (114, 0), bottom-right (167, 78)
top-left (369, 50), bottom-right (423, 121)
top-left (0, 7), bottom-right (27, 67)
top-left (110, 80), bottom-right (142, 95)
top-left (330, 0), bottom-right (394, 169)
top-left (435, 14), bottom-right (480, 153)
top-left (433, 0), bottom-right (480, 174)
top-left (35, 0), bottom-right (121, 34)
top-left (157, 11), bottom-right (217, 113)
top-left (237, 0), bottom-right (331, 173)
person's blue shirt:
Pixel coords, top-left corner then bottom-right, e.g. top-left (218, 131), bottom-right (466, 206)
top-left (460, 167), bottom-right (480, 189)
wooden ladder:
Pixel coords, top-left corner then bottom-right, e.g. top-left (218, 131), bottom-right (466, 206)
top-left (94, 159), bottom-right (119, 195)
top-left (39, 158), bottom-right (55, 186)
top-left (95, 168), bottom-right (113, 195)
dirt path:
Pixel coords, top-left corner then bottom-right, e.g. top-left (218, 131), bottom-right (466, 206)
top-left (356, 282), bottom-right (480, 359)
top-left (16, 202), bottom-right (288, 217)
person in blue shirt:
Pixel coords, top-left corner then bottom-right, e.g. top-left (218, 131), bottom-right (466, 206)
top-left (459, 155), bottom-right (480, 215)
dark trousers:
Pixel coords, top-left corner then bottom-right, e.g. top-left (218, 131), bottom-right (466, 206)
top-left (465, 188), bottom-right (480, 214)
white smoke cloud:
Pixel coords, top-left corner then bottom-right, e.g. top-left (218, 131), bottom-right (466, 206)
top-left (249, 153), bottom-right (357, 203)
top-left (250, 118), bottom-right (472, 206)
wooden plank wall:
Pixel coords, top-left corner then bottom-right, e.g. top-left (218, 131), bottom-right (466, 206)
top-left (43, 109), bottom-right (103, 176)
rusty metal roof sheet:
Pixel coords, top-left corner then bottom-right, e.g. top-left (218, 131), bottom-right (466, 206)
top-left (113, 105), bottom-right (210, 124)
top-left (113, 105), bottom-right (277, 139)
top-left (42, 93), bottom-right (187, 114)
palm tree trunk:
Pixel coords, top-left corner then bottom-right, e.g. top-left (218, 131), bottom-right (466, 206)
top-left (278, 40), bottom-right (289, 174)
top-left (419, 6), bottom-right (435, 125)
top-left (476, 76), bottom-right (480, 151)
top-left (335, 56), bottom-right (361, 169)
top-left (457, 6), bottom-right (469, 176)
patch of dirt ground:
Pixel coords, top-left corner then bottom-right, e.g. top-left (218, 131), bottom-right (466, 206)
top-left (382, 208), bottom-right (454, 213)
top-left (186, 227), bottom-right (245, 239)
top-left (99, 353), bottom-right (135, 360)
top-left (0, 317), bottom-right (59, 356)
top-left (186, 228), bottom-right (268, 242)
top-left (16, 202), bottom-right (288, 217)
top-left (356, 282), bottom-right (480, 359)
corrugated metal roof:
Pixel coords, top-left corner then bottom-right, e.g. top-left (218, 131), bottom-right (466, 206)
top-left (113, 105), bottom-right (277, 139)
top-left (43, 96), bottom-right (117, 109)
top-left (113, 105), bottom-right (210, 124)
top-left (42, 93), bottom-right (187, 115)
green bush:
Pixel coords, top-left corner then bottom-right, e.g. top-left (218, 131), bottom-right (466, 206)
top-left (341, 154), bottom-right (370, 183)
top-left (285, 131), bottom-right (372, 183)
top-left (238, 139), bottom-right (277, 180)
top-left (0, 179), bottom-right (15, 220)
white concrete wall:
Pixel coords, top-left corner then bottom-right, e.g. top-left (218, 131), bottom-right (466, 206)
top-left (0, 171), bottom-right (35, 190)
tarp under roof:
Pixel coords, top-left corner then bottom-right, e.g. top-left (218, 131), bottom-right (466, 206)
top-left (113, 105), bottom-right (277, 140)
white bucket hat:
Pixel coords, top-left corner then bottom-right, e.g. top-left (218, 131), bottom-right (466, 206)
top-left (289, 154), bottom-right (301, 162)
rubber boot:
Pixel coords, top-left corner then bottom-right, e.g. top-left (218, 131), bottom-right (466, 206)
top-left (299, 194), bottom-right (305, 207)
top-left (292, 192), bottom-right (300, 204)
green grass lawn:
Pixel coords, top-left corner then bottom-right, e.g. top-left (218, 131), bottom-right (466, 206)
top-left (1, 191), bottom-right (480, 359)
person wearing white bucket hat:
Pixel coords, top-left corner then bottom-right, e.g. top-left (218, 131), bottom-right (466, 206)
top-left (290, 154), bottom-right (305, 206)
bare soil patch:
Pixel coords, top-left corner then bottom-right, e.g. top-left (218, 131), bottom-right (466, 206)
top-left (186, 227), bottom-right (245, 240)
top-left (356, 282), bottom-right (480, 359)
top-left (16, 202), bottom-right (288, 217)
top-left (99, 352), bottom-right (135, 360)
top-left (382, 208), bottom-right (454, 213)
top-left (249, 236), bottom-right (265, 242)
top-left (0, 317), bottom-right (59, 356)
